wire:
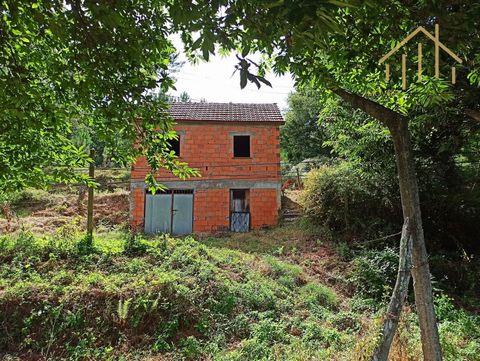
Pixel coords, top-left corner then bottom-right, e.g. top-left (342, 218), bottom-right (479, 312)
top-left (71, 160), bottom-right (323, 171)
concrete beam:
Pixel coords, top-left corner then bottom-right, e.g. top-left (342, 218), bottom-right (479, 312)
top-left (131, 179), bottom-right (281, 191)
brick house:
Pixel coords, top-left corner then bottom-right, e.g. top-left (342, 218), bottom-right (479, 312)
top-left (130, 102), bottom-right (284, 234)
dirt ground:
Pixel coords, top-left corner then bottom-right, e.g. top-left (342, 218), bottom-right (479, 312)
top-left (0, 190), bottom-right (130, 235)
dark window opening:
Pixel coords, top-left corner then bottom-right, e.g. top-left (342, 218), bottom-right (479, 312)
top-left (233, 135), bottom-right (250, 157)
top-left (231, 189), bottom-right (250, 212)
top-left (168, 137), bottom-right (180, 156)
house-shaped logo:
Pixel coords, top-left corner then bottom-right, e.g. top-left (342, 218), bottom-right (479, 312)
top-left (379, 24), bottom-right (462, 90)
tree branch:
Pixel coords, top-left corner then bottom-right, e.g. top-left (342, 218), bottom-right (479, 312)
top-left (465, 109), bottom-right (480, 122)
top-left (332, 88), bottom-right (405, 129)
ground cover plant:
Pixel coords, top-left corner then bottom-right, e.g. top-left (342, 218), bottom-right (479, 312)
top-left (0, 227), bottom-right (478, 361)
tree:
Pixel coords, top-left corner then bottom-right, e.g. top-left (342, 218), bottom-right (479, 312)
top-left (281, 90), bottom-right (330, 163)
top-left (179, 91), bottom-right (191, 102)
top-left (0, 1), bottom-right (197, 192)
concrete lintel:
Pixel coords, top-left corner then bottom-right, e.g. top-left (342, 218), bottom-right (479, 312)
top-left (131, 179), bottom-right (281, 190)
top-left (229, 131), bottom-right (256, 136)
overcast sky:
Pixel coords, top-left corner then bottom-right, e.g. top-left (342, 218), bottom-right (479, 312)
top-left (169, 37), bottom-right (295, 111)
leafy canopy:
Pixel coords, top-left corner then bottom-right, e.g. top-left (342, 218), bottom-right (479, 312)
top-left (0, 1), bottom-right (199, 191)
top-left (2, 0), bottom-right (479, 191)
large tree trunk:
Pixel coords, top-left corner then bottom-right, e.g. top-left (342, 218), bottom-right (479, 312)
top-left (372, 217), bottom-right (413, 361)
top-left (333, 88), bottom-right (443, 361)
top-left (388, 119), bottom-right (442, 361)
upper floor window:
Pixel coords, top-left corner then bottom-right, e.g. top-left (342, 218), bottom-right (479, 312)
top-left (233, 135), bottom-right (250, 158)
top-left (168, 137), bottom-right (180, 156)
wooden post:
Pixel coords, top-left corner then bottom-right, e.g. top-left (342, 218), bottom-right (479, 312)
top-left (418, 43), bottom-right (423, 81)
top-left (435, 24), bottom-right (440, 78)
top-left (372, 218), bottom-right (413, 361)
top-left (87, 148), bottom-right (95, 240)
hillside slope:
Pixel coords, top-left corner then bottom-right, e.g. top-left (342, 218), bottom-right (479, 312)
top-left (0, 229), bottom-right (479, 361)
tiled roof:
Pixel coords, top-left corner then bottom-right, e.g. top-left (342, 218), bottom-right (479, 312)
top-left (168, 102), bottom-right (284, 123)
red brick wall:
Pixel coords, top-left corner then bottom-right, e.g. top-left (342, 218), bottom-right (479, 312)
top-left (250, 188), bottom-right (279, 228)
top-left (131, 187), bottom-right (145, 231)
top-left (131, 121), bottom-right (281, 232)
top-left (193, 188), bottom-right (230, 232)
top-left (131, 122), bottom-right (281, 181)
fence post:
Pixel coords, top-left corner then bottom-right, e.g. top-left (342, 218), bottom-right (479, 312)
top-left (86, 148), bottom-right (95, 240)
top-left (296, 168), bottom-right (302, 189)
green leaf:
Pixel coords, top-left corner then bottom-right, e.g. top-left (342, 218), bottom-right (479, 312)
top-left (257, 76), bottom-right (272, 87)
top-left (241, 44), bottom-right (250, 57)
top-left (240, 70), bottom-right (247, 89)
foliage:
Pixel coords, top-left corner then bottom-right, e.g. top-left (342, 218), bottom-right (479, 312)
top-left (350, 247), bottom-right (399, 304)
top-left (301, 162), bottom-right (400, 239)
top-left (0, 230), bottom-right (478, 360)
top-left (280, 89), bottom-right (331, 163)
top-left (0, 1), bottom-right (202, 192)
top-left (123, 233), bottom-right (148, 257)
top-left (292, 84), bottom-right (480, 252)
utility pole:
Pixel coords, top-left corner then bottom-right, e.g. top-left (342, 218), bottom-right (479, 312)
top-left (87, 148), bottom-right (95, 241)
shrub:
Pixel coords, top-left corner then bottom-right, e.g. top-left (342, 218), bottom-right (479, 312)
top-left (349, 247), bottom-right (399, 303)
top-left (301, 162), bottom-right (400, 240)
top-left (123, 233), bottom-right (148, 256)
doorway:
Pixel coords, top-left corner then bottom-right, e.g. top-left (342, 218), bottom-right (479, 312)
top-left (144, 189), bottom-right (193, 235)
top-left (230, 189), bottom-right (250, 232)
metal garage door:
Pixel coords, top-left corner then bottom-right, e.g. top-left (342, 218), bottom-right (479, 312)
top-left (144, 190), bottom-right (193, 235)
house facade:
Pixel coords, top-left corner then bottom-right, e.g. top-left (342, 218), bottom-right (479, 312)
top-left (130, 102), bottom-right (284, 234)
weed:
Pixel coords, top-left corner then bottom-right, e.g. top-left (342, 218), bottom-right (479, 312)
top-left (349, 247), bottom-right (398, 304)
top-left (76, 234), bottom-right (97, 255)
top-left (0, 231), bottom-right (478, 361)
top-left (123, 233), bottom-right (148, 256)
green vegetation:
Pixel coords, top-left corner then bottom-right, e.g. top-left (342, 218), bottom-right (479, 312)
top-left (301, 163), bottom-right (399, 239)
top-left (0, 229), bottom-right (478, 360)
top-left (2, 1), bottom-right (480, 359)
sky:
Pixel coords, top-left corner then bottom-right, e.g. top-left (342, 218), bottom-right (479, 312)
top-left (169, 37), bottom-right (295, 111)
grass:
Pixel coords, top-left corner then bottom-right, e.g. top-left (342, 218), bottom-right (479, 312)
top-left (198, 221), bottom-right (325, 255)
top-left (0, 231), bottom-right (353, 360)
top-left (0, 227), bottom-right (479, 361)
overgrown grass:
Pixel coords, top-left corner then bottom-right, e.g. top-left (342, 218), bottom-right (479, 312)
top-left (199, 221), bottom-right (325, 255)
top-left (0, 230), bottom-right (478, 361)
top-left (0, 232), bottom-right (352, 360)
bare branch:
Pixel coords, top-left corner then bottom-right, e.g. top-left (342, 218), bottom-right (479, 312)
top-left (372, 218), bottom-right (413, 361)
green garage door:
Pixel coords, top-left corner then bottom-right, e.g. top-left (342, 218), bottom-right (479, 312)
top-left (144, 190), bottom-right (193, 235)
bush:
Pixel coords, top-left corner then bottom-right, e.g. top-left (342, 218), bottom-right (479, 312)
top-left (349, 247), bottom-right (399, 303)
top-left (301, 162), bottom-right (400, 240)
top-left (123, 233), bottom-right (148, 256)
